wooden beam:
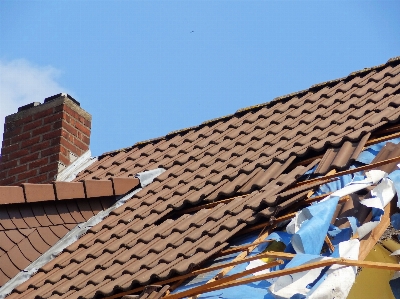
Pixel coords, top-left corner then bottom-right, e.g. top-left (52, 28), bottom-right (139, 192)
top-left (292, 154), bottom-right (400, 188)
top-left (366, 130), bottom-right (400, 146)
top-left (212, 226), bottom-right (277, 281)
top-left (102, 247), bottom-right (288, 299)
top-left (164, 260), bottom-right (283, 299)
top-left (164, 257), bottom-right (400, 299)
top-left (240, 194), bottom-right (349, 235)
top-left (216, 240), bottom-right (273, 257)
top-left (358, 203), bottom-right (392, 260)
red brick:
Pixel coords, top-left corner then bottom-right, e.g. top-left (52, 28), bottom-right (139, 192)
top-left (1, 143), bottom-right (20, 155)
top-left (20, 136), bottom-right (41, 149)
top-left (63, 105), bottom-right (79, 120)
top-left (39, 162), bottom-right (58, 174)
top-left (48, 153), bottom-right (59, 163)
top-left (0, 160), bottom-right (18, 171)
top-left (32, 124), bottom-right (52, 136)
top-left (3, 126), bottom-right (22, 139)
top-left (59, 154), bottom-right (70, 166)
top-left (81, 135), bottom-right (90, 145)
top-left (51, 119), bottom-right (63, 130)
top-left (61, 129), bottom-right (74, 143)
top-left (60, 137), bottom-right (78, 154)
top-left (0, 176), bottom-right (16, 186)
top-left (8, 148), bottom-right (30, 161)
top-left (74, 121), bottom-right (91, 137)
top-left (19, 152), bottom-right (40, 165)
top-left (50, 138), bottom-right (62, 147)
top-left (8, 164), bottom-right (28, 176)
top-left (26, 173), bottom-right (49, 184)
top-left (29, 157), bottom-right (49, 169)
top-left (1, 139), bottom-right (10, 147)
top-left (43, 112), bottom-right (63, 125)
top-left (17, 169), bottom-right (38, 181)
top-left (42, 128), bottom-right (62, 141)
top-left (79, 117), bottom-right (91, 128)
top-left (14, 115), bottom-right (33, 127)
top-left (0, 169), bottom-right (5, 179)
top-left (30, 140), bottom-right (51, 154)
top-left (74, 137), bottom-right (89, 151)
top-left (41, 146), bottom-right (60, 157)
top-left (10, 131), bottom-right (31, 144)
top-left (32, 107), bottom-right (53, 120)
top-left (62, 112), bottom-right (72, 124)
top-left (62, 121), bottom-right (78, 137)
top-left (60, 145), bottom-right (68, 157)
top-left (22, 118), bottom-right (43, 132)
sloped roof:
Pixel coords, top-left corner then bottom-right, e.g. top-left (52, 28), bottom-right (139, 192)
top-left (4, 56), bottom-right (400, 298)
top-left (0, 179), bottom-right (140, 287)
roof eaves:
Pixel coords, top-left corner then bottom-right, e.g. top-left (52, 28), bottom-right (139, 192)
top-left (0, 178), bottom-right (140, 205)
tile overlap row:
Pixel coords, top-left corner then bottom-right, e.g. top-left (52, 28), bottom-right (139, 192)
top-left (0, 197), bottom-right (116, 286)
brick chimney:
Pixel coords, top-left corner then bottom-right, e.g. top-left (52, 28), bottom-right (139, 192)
top-left (0, 93), bottom-right (92, 186)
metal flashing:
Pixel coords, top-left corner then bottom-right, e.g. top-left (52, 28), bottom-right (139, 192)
top-left (56, 150), bottom-right (97, 182)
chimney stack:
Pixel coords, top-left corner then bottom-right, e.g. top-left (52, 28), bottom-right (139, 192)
top-left (0, 93), bottom-right (92, 186)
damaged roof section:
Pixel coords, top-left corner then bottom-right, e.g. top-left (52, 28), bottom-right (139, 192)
top-left (2, 57), bottom-right (400, 298)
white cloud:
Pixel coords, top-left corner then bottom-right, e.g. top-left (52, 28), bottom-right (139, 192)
top-left (0, 59), bottom-right (70, 145)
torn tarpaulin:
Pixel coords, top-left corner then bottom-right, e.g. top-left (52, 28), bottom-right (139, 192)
top-left (249, 169), bottom-right (397, 298)
top-left (268, 240), bottom-right (359, 299)
top-left (392, 213), bottom-right (400, 230)
top-left (390, 272), bottom-right (400, 299)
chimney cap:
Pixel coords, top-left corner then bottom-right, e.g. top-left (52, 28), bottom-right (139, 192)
top-left (44, 93), bottom-right (80, 106)
top-left (18, 102), bottom-right (41, 112)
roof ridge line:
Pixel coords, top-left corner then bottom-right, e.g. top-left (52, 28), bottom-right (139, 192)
top-left (98, 55), bottom-right (400, 158)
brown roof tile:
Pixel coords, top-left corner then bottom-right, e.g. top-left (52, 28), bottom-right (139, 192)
top-left (0, 195), bottom-right (120, 287)
top-left (0, 187), bottom-right (24, 205)
top-left (54, 181), bottom-right (85, 200)
top-left (6, 57), bottom-right (400, 298)
top-left (22, 183), bottom-right (56, 203)
top-left (84, 180), bottom-right (114, 198)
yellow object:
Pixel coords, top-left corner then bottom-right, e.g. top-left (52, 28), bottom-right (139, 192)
top-left (260, 241), bottom-right (286, 263)
top-left (382, 239), bottom-right (400, 253)
top-left (347, 244), bottom-right (400, 299)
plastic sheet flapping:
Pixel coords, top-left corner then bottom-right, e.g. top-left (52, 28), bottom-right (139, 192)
top-left (261, 170), bottom-right (395, 298)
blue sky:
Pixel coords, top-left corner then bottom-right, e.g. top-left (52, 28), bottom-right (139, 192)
top-left (1, 1), bottom-right (399, 156)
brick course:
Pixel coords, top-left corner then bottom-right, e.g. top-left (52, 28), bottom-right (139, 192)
top-left (0, 94), bottom-right (91, 186)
